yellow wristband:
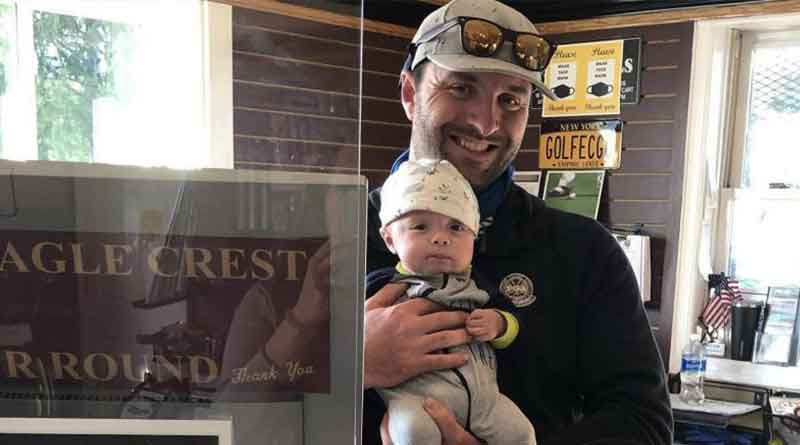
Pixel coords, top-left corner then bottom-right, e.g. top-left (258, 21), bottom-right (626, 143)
top-left (490, 310), bottom-right (519, 349)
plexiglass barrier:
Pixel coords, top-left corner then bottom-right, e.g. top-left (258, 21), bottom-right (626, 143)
top-left (0, 0), bottom-right (366, 443)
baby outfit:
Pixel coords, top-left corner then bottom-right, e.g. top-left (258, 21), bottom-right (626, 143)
top-left (377, 267), bottom-right (536, 445)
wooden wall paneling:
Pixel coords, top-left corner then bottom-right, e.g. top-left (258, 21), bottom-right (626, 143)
top-left (363, 46), bottom-right (408, 73)
top-left (361, 146), bottom-right (405, 168)
top-left (618, 148), bottom-right (673, 172)
top-left (363, 32), bottom-right (410, 52)
top-left (606, 173), bottom-right (671, 200)
top-left (232, 6), bottom-right (365, 174)
top-left (224, 0), bottom-right (416, 39)
top-left (535, 0), bottom-right (800, 34)
top-left (641, 41), bottom-right (684, 67)
top-left (657, 25), bottom-right (693, 365)
top-left (621, 96), bottom-right (676, 121)
top-left (639, 69), bottom-right (683, 95)
top-left (599, 201), bottom-right (673, 225)
top-left (234, 53), bottom-right (360, 94)
top-left (520, 130), bottom-right (541, 152)
top-left (362, 122), bottom-right (411, 147)
top-left (234, 26), bottom-right (359, 68)
top-left (540, 21), bottom-right (694, 364)
top-left (234, 82), bottom-right (359, 119)
top-left (235, 109), bottom-right (358, 143)
top-left (622, 122), bottom-right (675, 147)
top-left (359, 25), bottom-right (414, 180)
top-left (235, 137), bottom-right (357, 168)
top-left (529, 106), bottom-right (544, 121)
top-left (363, 71), bottom-right (404, 100)
top-left (233, 6), bottom-right (360, 44)
top-left (648, 275), bottom-right (666, 317)
top-left (233, 161), bottom-right (360, 177)
top-left (545, 24), bottom-right (692, 48)
top-left (513, 150), bottom-right (539, 171)
top-left (361, 97), bottom-right (407, 125)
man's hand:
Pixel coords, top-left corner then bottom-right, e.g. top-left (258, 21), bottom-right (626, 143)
top-left (379, 398), bottom-right (481, 445)
top-left (364, 283), bottom-right (471, 389)
top-left (425, 399), bottom-right (482, 445)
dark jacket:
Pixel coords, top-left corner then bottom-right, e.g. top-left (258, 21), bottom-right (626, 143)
top-left (364, 183), bottom-right (673, 445)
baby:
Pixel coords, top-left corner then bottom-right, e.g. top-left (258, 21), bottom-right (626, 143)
top-left (375, 159), bottom-right (535, 445)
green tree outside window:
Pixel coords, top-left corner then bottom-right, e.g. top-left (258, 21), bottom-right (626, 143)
top-left (33, 11), bottom-right (130, 162)
top-left (0, 4), bottom-right (12, 158)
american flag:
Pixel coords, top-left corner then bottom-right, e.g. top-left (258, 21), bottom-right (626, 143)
top-left (700, 279), bottom-right (741, 334)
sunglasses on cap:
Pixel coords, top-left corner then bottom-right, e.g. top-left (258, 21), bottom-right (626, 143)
top-left (411, 16), bottom-right (557, 72)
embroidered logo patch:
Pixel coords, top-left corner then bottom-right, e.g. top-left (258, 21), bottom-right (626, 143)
top-left (499, 273), bottom-right (536, 307)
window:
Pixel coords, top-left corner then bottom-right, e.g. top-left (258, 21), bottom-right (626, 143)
top-left (0, 0), bottom-right (232, 169)
top-left (719, 30), bottom-right (800, 293)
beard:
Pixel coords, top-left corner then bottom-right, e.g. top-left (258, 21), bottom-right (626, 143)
top-left (408, 106), bottom-right (521, 191)
top-left (408, 107), bottom-right (444, 161)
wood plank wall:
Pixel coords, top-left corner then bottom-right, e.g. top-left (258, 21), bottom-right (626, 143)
top-left (231, 5), bottom-right (694, 364)
top-left (541, 23), bottom-right (695, 365)
top-left (232, 6), bottom-right (409, 186)
top-left (232, 7), bottom-right (364, 175)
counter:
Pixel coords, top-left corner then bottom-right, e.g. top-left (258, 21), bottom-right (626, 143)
top-left (706, 357), bottom-right (800, 393)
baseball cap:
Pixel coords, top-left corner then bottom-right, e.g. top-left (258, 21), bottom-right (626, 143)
top-left (406, 0), bottom-right (557, 100)
top-left (380, 159), bottom-right (480, 235)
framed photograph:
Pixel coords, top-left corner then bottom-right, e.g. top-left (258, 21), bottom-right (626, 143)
top-left (753, 286), bottom-right (800, 366)
top-left (0, 418), bottom-right (232, 445)
top-left (543, 170), bottom-right (605, 219)
top-left (512, 170), bottom-right (542, 197)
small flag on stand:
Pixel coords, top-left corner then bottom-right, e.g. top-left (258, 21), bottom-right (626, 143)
top-left (700, 277), bottom-right (741, 336)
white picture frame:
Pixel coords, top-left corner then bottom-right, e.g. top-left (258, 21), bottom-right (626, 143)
top-left (0, 418), bottom-right (232, 444)
top-left (542, 170), bottom-right (605, 219)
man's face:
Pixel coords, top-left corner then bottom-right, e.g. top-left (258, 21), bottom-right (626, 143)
top-left (401, 63), bottom-right (532, 191)
top-left (380, 210), bottom-right (475, 275)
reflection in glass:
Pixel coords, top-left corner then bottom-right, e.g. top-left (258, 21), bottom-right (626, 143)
top-left (0, 0), bottom-right (365, 443)
top-left (32, 11), bottom-right (132, 162)
top-left (0, 160), bottom-right (365, 444)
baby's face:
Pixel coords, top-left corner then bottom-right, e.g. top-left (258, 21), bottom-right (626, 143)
top-left (381, 210), bottom-right (475, 275)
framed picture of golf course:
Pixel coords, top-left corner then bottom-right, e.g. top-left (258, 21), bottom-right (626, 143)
top-left (543, 170), bottom-right (605, 219)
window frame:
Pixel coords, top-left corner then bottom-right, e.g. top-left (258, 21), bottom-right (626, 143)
top-left (713, 28), bottom-right (800, 291)
top-left (727, 29), bottom-right (800, 189)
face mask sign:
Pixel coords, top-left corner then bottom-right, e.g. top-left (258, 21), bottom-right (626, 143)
top-left (587, 82), bottom-right (613, 97)
top-left (553, 84), bottom-right (575, 99)
top-left (542, 40), bottom-right (623, 117)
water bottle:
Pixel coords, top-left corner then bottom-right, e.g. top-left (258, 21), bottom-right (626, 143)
top-left (680, 333), bottom-right (706, 404)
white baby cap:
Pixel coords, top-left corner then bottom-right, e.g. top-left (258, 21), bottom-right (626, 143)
top-left (379, 158), bottom-right (480, 234)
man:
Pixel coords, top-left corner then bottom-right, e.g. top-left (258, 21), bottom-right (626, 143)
top-left (363, 0), bottom-right (673, 444)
